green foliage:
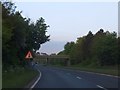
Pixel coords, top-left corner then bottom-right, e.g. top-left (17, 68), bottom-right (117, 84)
top-left (26, 17), bottom-right (50, 52)
top-left (64, 42), bottom-right (75, 55)
top-left (91, 30), bottom-right (118, 66)
top-left (58, 29), bottom-right (119, 66)
top-left (2, 1), bottom-right (50, 70)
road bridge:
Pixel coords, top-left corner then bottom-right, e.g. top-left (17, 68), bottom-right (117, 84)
top-left (35, 55), bottom-right (70, 66)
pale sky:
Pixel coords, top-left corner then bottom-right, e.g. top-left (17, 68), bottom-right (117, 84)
top-left (14, 1), bottom-right (118, 54)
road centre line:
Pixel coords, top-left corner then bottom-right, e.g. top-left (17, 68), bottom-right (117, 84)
top-left (76, 76), bottom-right (82, 79)
top-left (97, 85), bottom-right (107, 90)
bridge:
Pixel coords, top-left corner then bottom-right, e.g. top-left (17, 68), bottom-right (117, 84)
top-left (34, 54), bottom-right (70, 66)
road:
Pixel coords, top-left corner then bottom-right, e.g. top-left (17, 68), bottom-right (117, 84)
top-left (34, 64), bottom-right (119, 89)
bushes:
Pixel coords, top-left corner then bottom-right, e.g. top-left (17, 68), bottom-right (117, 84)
top-left (58, 29), bottom-right (119, 67)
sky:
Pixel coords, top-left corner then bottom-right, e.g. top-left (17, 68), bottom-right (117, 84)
top-left (13, 1), bottom-right (118, 55)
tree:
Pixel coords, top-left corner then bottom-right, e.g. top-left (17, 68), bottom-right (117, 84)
top-left (91, 30), bottom-right (118, 66)
top-left (70, 37), bottom-right (84, 64)
top-left (64, 42), bottom-right (75, 55)
top-left (26, 17), bottom-right (50, 52)
top-left (2, 1), bottom-right (50, 70)
top-left (2, 2), bottom-right (17, 68)
top-left (58, 29), bottom-right (118, 67)
top-left (82, 31), bottom-right (93, 61)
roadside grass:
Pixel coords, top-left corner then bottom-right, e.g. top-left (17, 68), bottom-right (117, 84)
top-left (51, 64), bottom-right (119, 76)
top-left (2, 67), bottom-right (38, 88)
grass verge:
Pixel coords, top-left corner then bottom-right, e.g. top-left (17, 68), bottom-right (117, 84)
top-left (51, 64), bottom-right (119, 76)
top-left (2, 67), bottom-right (38, 88)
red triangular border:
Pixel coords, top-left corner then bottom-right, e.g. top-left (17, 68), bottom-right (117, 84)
top-left (25, 51), bottom-right (33, 59)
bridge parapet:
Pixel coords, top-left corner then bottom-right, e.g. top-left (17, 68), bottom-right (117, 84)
top-left (35, 55), bottom-right (70, 66)
top-left (35, 55), bottom-right (69, 59)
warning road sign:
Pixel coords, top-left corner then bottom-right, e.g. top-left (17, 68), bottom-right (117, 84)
top-left (25, 51), bottom-right (33, 59)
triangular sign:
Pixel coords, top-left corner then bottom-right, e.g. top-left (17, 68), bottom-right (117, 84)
top-left (25, 51), bottom-right (33, 59)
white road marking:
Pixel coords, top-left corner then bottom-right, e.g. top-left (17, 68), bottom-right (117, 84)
top-left (30, 68), bottom-right (42, 89)
top-left (76, 76), bottom-right (82, 79)
top-left (97, 85), bottom-right (107, 90)
top-left (60, 68), bottom-right (119, 78)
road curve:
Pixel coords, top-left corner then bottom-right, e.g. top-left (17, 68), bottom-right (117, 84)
top-left (34, 64), bottom-right (119, 90)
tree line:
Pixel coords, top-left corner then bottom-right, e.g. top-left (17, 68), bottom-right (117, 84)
top-left (58, 29), bottom-right (119, 67)
top-left (2, 1), bottom-right (50, 70)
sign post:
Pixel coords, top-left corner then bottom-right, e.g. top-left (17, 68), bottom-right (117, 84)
top-left (25, 51), bottom-right (33, 66)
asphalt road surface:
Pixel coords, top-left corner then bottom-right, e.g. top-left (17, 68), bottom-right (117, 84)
top-left (34, 64), bottom-right (119, 90)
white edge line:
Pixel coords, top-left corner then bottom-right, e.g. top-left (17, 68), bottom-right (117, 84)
top-left (61, 68), bottom-right (119, 78)
top-left (97, 85), bottom-right (107, 90)
top-left (76, 76), bottom-right (82, 79)
top-left (78, 70), bottom-right (119, 78)
top-left (30, 69), bottom-right (41, 89)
